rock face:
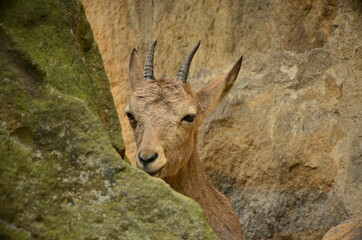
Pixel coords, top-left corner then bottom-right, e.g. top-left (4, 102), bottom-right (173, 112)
top-left (80, 0), bottom-right (362, 239)
top-left (0, 0), bottom-right (217, 239)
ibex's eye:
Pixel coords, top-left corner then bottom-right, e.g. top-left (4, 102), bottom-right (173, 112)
top-left (181, 114), bottom-right (196, 122)
top-left (125, 112), bottom-right (135, 122)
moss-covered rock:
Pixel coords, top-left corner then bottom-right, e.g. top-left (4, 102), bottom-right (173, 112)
top-left (0, 0), bottom-right (216, 239)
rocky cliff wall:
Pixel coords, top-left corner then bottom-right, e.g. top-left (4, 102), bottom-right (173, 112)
top-left (0, 0), bottom-right (216, 239)
top-left (80, 0), bottom-right (362, 239)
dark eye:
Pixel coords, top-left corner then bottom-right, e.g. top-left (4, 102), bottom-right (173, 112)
top-left (125, 112), bottom-right (135, 122)
top-left (181, 114), bottom-right (195, 122)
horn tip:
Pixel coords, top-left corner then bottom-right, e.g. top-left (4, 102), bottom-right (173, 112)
top-left (195, 40), bottom-right (201, 49)
top-left (230, 55), bottom-right (243, 75)
top-left (236, 55), bottom-right (243, 66)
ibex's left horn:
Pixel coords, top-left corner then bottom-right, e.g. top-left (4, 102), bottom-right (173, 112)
top-left (177, 40), bottom-right (201, 83)
top-left (144, 40), bottom-right (157, 80)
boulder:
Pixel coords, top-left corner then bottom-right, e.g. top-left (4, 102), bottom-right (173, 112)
top-left (0, 0), bottom-right (217, 239)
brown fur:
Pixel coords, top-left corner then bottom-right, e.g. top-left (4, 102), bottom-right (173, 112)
top-left (126, 48), bottom-right (243, 240)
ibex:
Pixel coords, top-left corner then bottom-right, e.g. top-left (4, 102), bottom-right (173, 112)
top-left (125, 40), bottom-right (243, 240)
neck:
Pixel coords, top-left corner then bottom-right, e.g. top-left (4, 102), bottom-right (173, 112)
top-left (164, 149), bottom-right (213, 201)
top-left (164, 131), bottom-right (213, 200)
top-left (163, 144), bottom-right (243, 240)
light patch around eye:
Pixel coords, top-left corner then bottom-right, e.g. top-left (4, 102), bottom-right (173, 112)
top-left (186, 106), bottom-right (197, 116)
top-left (125, 105), bottom-right (130, 113)
top-left (125, 105), bottom-right (137, 126)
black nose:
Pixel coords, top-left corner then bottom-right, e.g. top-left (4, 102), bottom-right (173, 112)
top-left (138, 153), bottom-right (158, 166)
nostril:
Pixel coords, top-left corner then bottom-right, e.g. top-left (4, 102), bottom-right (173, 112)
top-left (139, 153), bottom-right (158, 165)
top-left (148, 153), bottom-right (158, 162)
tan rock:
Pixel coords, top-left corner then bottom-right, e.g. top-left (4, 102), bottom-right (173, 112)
top-left (80, 0), bottom-right (362, 239)
top-left (323, 217), bottom-right (362, 240)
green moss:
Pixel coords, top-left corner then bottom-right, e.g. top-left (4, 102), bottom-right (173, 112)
top-left (0, 221), bottom-right (33, 240)
top-left (0, 0), bottom-right (123, 152)
top-left (0, 0), bottom-right (216, 239)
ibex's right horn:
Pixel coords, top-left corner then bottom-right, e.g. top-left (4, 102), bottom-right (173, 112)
top-left (177, 40), bottom-right (201, 83)
top-left (144, 40), bottom-right (157, 80)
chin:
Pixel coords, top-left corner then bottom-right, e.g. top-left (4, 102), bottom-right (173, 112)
top-left (136, 160), bottom-right (167, 178)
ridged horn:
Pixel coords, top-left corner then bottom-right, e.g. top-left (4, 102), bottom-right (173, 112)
top-left (144, 40), bottom-right (157, 80)
top-left (177, 40), bottom-right (201, 83)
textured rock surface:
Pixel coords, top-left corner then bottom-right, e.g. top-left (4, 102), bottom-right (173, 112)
top-left (0, 0), bottom-right (217, 239)
top-left (81, 0), bottom-right (362, 239)
top-left (322, 217), bottom-right (362, 240)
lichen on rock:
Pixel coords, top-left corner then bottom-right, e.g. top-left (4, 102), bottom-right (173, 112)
top-left (0, 0), bottom-right (216, 239)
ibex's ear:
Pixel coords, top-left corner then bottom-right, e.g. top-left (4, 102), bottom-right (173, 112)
top-left (197, 56), bottom-right (243, 117)
top-left (129, 48), bottom-right (143, 92)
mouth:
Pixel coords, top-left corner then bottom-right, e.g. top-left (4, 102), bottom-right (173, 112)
top-left (146, 165), bottom-right (165, 177)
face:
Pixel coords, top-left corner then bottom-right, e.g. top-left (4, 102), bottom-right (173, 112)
top-left (125, 79), bottom-right (199, 178)
top-left (126, 42), bottom-right (242, 178)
